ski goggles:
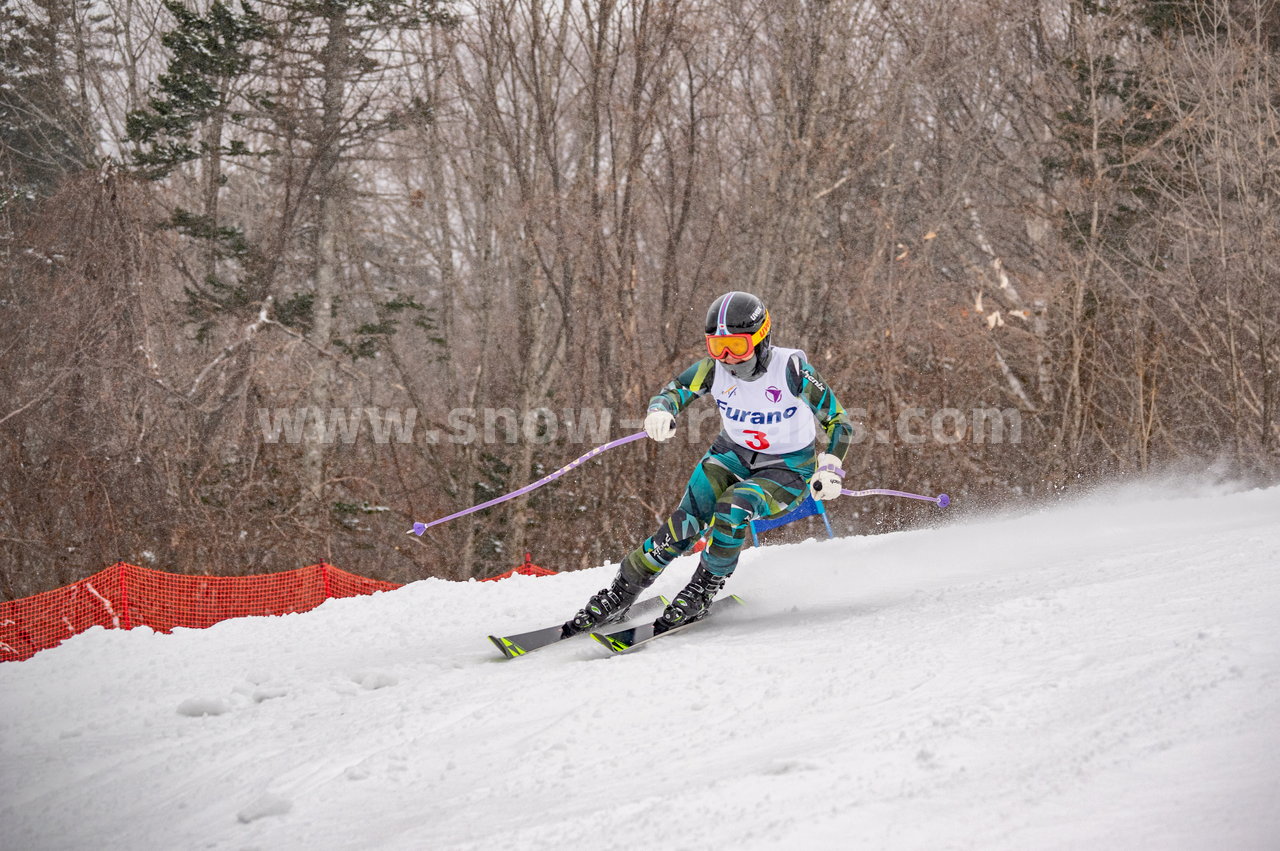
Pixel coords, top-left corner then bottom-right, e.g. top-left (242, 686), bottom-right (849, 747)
top-left (705, 313), bottom-right (770, 360)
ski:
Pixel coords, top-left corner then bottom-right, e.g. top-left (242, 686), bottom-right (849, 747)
top-left (591, 595), bottom-right (744, 654)
top-left (488, 595), bottom-right (666, 659)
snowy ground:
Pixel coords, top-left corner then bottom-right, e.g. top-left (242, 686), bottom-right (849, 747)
top-left (2, 480), bottom-right (1279, 850)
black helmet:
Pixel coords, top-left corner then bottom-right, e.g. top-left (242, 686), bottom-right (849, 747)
top-left (704, 291), bottom-right (772, 379)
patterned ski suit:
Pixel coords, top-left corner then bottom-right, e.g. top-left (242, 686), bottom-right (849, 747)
top-left (618, 347), bottom-right (853, 584)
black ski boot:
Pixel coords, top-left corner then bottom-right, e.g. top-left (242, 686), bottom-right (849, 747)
top-left (657, 564), bottom-right (727, 629)
top-left (564, 568), bottom-right (652, 635)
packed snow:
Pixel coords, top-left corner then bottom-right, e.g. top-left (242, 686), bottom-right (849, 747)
top-left (2, 480), bottom-right (1279, 850)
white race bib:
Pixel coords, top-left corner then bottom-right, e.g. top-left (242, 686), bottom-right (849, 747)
top-left (711, 347), bottom-right (816, 454)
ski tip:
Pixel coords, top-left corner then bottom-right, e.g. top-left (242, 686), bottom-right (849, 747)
top-left (590, 632), bottom-right (632, 654)
top-left (489, 635), bottom-right (526, 659)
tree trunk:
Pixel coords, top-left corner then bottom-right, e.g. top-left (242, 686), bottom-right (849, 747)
top-left (303, 6), bottom-right (349, 505)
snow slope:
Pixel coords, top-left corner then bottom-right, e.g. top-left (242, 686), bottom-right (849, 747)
top-left (2, 482), bottom-right (1279, 850)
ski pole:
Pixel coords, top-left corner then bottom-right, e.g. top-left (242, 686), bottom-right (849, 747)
top-left (408, 431), bottom-right (648, 536)
top-left (841, 488), bottom-right (950, 507)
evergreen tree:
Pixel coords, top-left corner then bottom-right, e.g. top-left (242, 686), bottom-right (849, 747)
top-left (1046, 4), bottom-right (1177, 256)
top-left (127, 0), bottom-right (456, 508)
top-left (0, 1), bottom-right (91, 207)
top-left (125, 0), bottom-right (268, 180)
top-left (125, 0), bottom-right (270, 331)
top-left (256, 0), bottom-right (455, 498)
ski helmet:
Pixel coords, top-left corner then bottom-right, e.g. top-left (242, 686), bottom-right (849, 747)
top-left (704, 291), bottom-right (772, 379)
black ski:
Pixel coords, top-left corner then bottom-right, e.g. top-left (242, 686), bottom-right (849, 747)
top-left (488, 595), bottom-right (666, 659)
top-left (591, 595), bottom-right (744, 654)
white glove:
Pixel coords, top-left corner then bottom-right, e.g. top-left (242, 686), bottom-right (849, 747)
top-left (643, 410), bottom-right (676, 442)
top-left (809, 453), bottom-right (845, 501)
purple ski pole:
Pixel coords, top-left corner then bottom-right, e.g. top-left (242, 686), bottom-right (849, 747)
top-left (841, 488), bottom-right (951, 507)
top-left (408, 432), bottom-right (648, 536)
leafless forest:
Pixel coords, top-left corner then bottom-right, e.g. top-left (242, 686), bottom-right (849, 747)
top-left (2, 0), bottom-right (1278, 599)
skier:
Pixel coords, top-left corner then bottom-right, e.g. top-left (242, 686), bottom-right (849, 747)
top-left (566, 291), bottom-right (854, 634)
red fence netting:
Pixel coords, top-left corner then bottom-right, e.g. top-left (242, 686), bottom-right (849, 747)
top-left (1, 556), bottom-right (555, 663)
top-left (0, 562), bottom-right (399, 663)
top-left (478, 552), bottom-right (557, 582)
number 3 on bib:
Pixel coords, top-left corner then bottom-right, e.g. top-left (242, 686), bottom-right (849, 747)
top-left (743, 430), bottom-right (771, 450)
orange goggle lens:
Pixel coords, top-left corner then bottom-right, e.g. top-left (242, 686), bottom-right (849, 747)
top-left (706, 333), bottom-right (755, 359)
top-left (706, 312), bottom-right (770, 360)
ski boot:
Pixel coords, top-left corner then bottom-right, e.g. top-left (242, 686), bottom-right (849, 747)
top-left (656, 564), bottom-right (727, 629)
top-left (564, 568), bottom-right (652, 636)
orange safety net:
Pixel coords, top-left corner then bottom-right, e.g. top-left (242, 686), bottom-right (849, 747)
top-left (0, 562), bottom-right (400, 664)
top-left (479, 553), bottom-right (557, 583)
top-left (1, 557), bottom-right (557, 663)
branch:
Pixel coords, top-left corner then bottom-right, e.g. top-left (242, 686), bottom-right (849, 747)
top-left (187, 299), bottom-right (273, 398)
top-left (0, 370), bottom-right (75, 427)
top-left (994, 347), bottom-right (1036, 412)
